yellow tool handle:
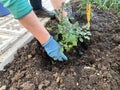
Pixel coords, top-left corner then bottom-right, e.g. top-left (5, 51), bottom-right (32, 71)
top-left (86, 4), bottom-right (91, 29)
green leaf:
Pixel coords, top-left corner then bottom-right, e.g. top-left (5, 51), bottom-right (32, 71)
top-left (84, 36), bottom-right (90, 40)
top-left (79, 38), bottom-right (84, 42)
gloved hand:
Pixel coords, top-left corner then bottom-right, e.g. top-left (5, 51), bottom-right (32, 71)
top-left (65, 2), bottom-right (76, 23)
top-left (42, 36), bottom-right (68, 61)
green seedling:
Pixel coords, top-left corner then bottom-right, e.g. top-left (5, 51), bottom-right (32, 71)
top-left (55, 7), bottom-right (91, 52)
top-left (77, 0), bottom-right (120, 15)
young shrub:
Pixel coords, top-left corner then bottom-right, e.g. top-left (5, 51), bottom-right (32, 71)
top-left (55, 12), bottom-right (91, 52)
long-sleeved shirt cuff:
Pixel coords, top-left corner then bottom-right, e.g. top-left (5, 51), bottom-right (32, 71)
top-left (0, 0), bottom-right (33, 19)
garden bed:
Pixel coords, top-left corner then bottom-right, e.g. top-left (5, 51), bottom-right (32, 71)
top-left (0, 0), bottom-right (120, 90)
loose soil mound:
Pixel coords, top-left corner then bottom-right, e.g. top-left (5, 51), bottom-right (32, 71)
top-left (0, 1), bottom-right (120, 90)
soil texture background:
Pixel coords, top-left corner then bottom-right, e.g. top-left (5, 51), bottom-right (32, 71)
top-left (0, 0), bottom-right (120, 90)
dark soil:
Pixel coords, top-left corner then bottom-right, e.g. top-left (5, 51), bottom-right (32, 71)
top-left (0, 1), bottom-right (120, 90)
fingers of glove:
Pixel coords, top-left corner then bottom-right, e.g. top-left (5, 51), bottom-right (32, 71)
top-left (58, 53), bottom-right (68, 61)
top-left (48, 51), bottom-right (68, 61)
top-left (45, 46), bottom-right (67, 61)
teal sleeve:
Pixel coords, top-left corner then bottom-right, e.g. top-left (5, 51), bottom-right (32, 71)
top-left (0, 0), bottom-right (33, 19)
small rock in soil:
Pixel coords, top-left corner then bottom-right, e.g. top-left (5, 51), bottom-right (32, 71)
top-left (21, 81), bottom-right (35, 90)
top-left (0, 85), bottom-right (6, 90)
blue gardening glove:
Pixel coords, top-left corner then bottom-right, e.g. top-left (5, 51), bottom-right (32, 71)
top-left (42, 36), bottom-right (68, 61)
